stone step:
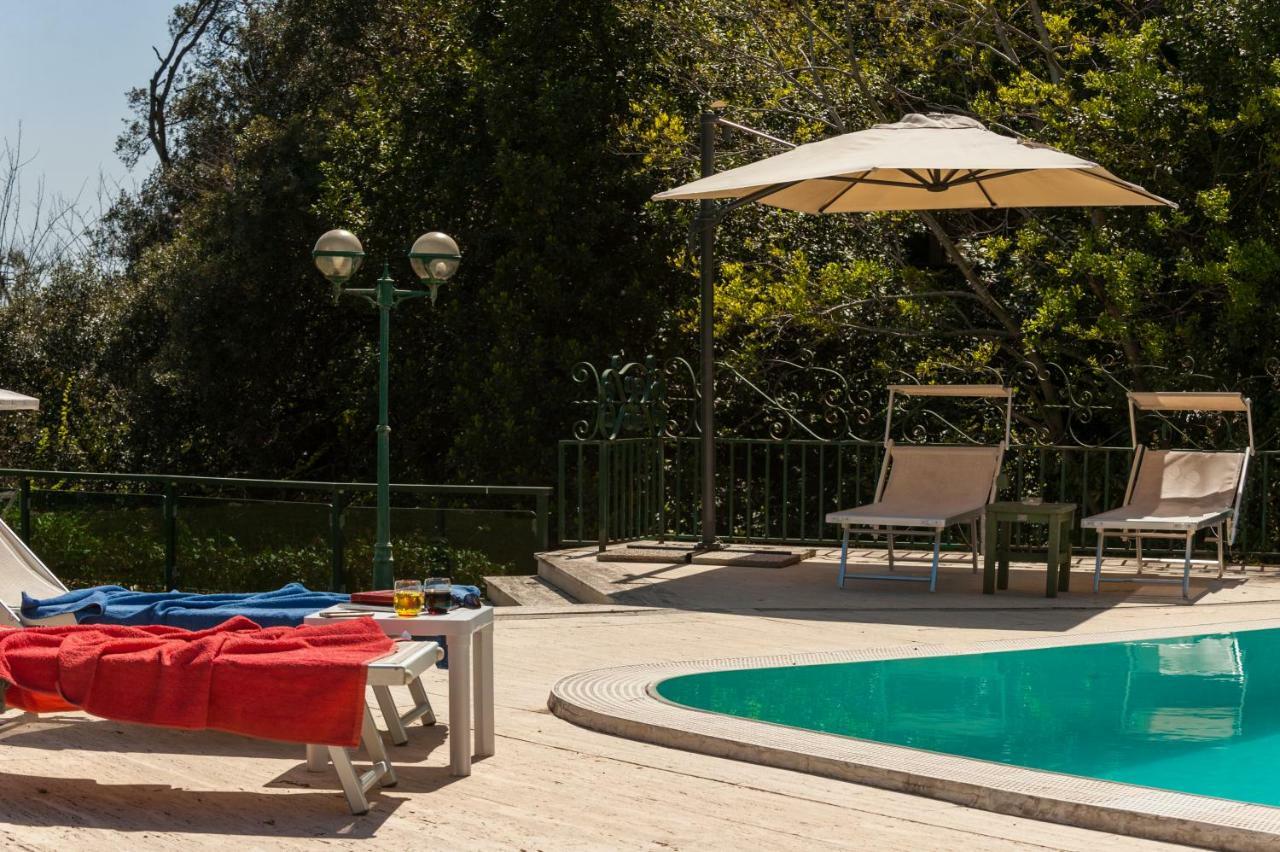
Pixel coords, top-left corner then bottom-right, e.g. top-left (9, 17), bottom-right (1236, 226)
top-left (484, 573), bottom-right (579, 606)
top-left (537, 554), bottom-right (615, 604)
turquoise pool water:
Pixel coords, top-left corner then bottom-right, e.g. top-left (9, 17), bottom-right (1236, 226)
top-left (655, 628), bottom-right (1280, 807)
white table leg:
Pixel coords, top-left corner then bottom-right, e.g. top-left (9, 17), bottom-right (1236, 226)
top-left (448, 632), bottom-right (473, 776)
top-left (474, 623), bottom-right (495, 758)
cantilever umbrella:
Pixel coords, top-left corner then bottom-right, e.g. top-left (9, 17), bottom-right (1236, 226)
top-left (655, 112), bottom-right (1175, 550)
top-left (0, 390), bottom-right (39, 412)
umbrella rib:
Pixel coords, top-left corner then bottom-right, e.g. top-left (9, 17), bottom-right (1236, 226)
top-left (817, 172), bottom-right (870, 213)
top-left (899, 168), bottom-right (935, 188)
top-left (722, 181), bottom-right (801, 214)
top-left (971, 171), bottom-right (997, 207)
top-left (1072, 168), bottom-right (1173, 206)
top-left (944, 169), bottom-right (1027, 187)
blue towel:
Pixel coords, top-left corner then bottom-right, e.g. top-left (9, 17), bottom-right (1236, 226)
top-left (22, 582), bottom-right (485, 669)
top-left (20, 583), bottom-right (350, 630)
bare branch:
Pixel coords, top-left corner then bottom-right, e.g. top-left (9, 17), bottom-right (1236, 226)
top-left (144, 0), bottom-right (228, 168)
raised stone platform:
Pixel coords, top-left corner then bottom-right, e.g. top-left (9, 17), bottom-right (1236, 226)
top-left (527, 540), bottom-right (1280, 612)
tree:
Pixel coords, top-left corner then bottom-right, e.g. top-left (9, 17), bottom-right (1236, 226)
top-left (620, 0), bottom-right (1280, 442)
top-left (83, 0), bottom-right (683, 484)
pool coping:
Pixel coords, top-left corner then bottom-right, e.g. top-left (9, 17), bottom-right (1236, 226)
top-left (548, 617), bottom-right (1280, 851)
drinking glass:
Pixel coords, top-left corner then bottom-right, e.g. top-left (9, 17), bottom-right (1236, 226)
top-left (424, 577), bottom-right (453, 615)
top-left (393, 579), bottom-right (424, 617)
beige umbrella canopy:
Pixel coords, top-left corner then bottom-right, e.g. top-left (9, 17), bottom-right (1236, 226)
top-left (0, 390), bottom-right (39, 412)
top-left (653, 113), bottom-right (1174, 212)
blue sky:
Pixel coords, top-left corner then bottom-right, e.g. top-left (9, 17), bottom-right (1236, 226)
top-left (2, 0), bottom-right (177, 216)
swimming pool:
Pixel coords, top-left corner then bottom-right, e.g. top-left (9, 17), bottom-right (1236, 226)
top-left (655, 626), bottom-right (1280, 808)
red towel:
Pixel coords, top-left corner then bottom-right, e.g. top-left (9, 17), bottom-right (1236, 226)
top-left (0, 617), bottom-right (394, 747)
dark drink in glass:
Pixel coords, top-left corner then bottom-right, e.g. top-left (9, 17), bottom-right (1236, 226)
top-left (424, 577), bottom-right (453, 614)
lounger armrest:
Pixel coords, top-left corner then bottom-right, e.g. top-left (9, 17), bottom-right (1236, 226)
top-left (365, 640), bottom-right (443, 687)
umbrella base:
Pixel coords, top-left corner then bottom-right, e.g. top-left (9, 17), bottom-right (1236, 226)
top-left (597, 541), bottom-right (810, 568)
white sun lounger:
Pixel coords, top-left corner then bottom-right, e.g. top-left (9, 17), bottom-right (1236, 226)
top-left (0, 513), bottom-right (440, 748)
top-left (0, 632), bottom-right (441, 813)
top-left (1082, 391), bottom-right (1253, 599)
top-left (825, 384), bottom-right (1012, 592)
top-left (1, 388), bottom-right (439, 757)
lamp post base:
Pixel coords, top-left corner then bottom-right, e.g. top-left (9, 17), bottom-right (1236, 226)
top-left (372, 548), bottom-right (395, 591)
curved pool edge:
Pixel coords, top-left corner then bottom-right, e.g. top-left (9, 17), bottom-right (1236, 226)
top-left (548, 619), bottom-right (1280, 851)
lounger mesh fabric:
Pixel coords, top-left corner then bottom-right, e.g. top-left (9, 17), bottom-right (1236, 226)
top-left (0, 521), bottom-right (64, 621)
top-left (826, 445), bottom-right (1002, 528)
top-left (1083, 451), bottom-right (1245, 531)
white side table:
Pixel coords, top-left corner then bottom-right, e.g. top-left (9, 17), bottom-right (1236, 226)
top-left (306, 605), bottom-right (494, 776)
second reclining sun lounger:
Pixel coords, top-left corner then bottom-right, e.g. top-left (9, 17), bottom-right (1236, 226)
top-left (0, 616), bottom-right (443, 813)
top-left (825, 384), bottom-right (1012, 592)
top-left (0, 514), bottom-right (439, 749)
top-left (1082, 391), bottom-right (1253, 599)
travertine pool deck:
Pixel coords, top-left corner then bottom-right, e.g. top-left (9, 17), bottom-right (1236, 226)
top-left (4, 546), bottom-right (1280, 850)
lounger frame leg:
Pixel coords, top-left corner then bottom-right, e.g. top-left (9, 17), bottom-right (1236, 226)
top-left (928, 531), bottom-right (941, 593)
top-left (326, 707), bottom-right (397, 815)
top-left (372, 685), bottom-right (409, 746)
top-left (408, 678), bottom-right (437, 726)
top-left (837, 528), bottom-right (850, 588)
top-left (969, 519), bottom-right (979, 574)
top-left (1135, 535), bottom-right (1143, 575)
top-left (1093, 532), bottom-right (1104, 593)
top-left (305, 743), bottom-right (328, 772)
top-left (887, 534), bottom-right (895, 571)
top-left (1182, 530), bottom-right (1193, 600)
top-left (1216, 524), bottom-right (1226, 579)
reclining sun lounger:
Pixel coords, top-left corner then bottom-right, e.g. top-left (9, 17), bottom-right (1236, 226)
top-left (0, 516), bottom-right (440, 748)
top-left (825, 384), bottom-right (1012, 592)
top-left (0, 616), bottom-right (440, 808)
top-left (1082, 391), bottom-right (1253, 599)
top-left (0, 617), bottom-right (442, 813)
top-left (0, 388), bottom-right (437, 750)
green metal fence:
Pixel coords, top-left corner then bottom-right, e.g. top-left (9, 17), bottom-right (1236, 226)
top-left (0, 469), bottom-right (551, 592)
top-left (558, 438), bottom-right (1280, 561)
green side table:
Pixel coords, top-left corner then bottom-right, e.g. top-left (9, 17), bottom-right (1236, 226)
top-left (984, 502), bottom-right (1076, 598)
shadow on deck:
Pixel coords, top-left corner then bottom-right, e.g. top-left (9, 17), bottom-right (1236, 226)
top-left (528, 542), bottom-right (1280, 631)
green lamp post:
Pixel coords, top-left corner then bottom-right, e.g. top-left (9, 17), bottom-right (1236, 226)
top-left (313, 228), bottom-right (462, 590)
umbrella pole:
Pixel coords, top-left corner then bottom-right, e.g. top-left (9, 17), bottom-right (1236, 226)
top-left (699, 108), bottom-right (719, 550)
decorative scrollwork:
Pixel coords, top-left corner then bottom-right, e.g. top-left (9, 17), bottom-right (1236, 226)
top-left (569, 353), bottom-right (698, 440)
top-left (566, 349), bottom-right (1266, 451)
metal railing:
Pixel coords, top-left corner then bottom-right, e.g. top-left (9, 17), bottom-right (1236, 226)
top-left (0, 468), bottom-right (551, 591)
top-left (558, 438), bottom-right (1280, 561)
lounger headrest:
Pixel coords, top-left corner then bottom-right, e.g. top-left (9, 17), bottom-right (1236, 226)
top-left (1132, 450), bottom-right (1245, 507)
top-left (883, 444), bottom-right (1002, 507)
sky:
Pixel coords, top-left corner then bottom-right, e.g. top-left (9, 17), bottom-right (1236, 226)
top-left (1, 0), bottom-right (177, 222)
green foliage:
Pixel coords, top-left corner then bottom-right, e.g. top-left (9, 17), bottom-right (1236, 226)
top-left (4, 0), bottom-right (682, 489)
top-left (614, 0), bottom-right (1280, 441)
top-left (16, 508), bottom-right (508, 594)
top-left (7, 0), bottom-right (1280, 532)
